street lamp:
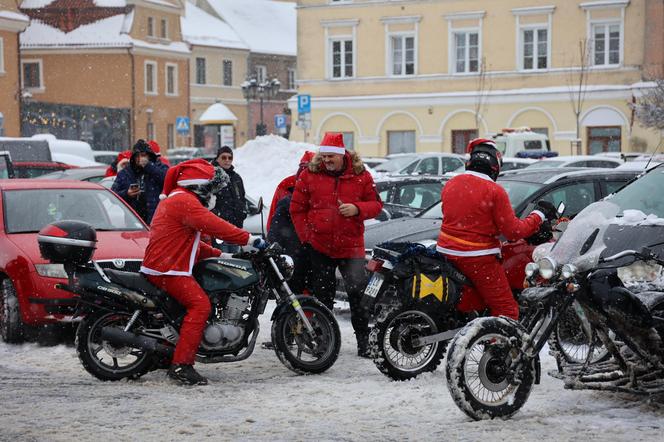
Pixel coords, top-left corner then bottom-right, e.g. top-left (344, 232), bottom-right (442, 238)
top-left (241, 76), bottom-right (280, 137)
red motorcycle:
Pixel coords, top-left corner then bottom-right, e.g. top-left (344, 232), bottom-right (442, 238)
top-left (363, 239), bottom-right (540, 381)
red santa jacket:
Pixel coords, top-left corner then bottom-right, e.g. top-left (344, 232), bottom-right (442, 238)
top-left (140, 189), bottom-right (250, 276)
top-left (267, 174), bottom-right (296, 232)
top-left (290, 151), bottom-right (383, 259)
top-left (437, 171), bottom-right (544, 257)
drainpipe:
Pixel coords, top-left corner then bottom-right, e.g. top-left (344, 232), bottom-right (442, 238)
top-left (129, 47), bottom-right (135, 143)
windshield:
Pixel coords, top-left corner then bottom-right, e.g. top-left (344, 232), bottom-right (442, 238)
top-left (374, 155), bottom-right (418, 172)
top-left (548, 166), bottom-right (664, 271)
top-left (3, 188), bottom-right (146, 233)
top-left (526, 160), bottom-right (565, 169)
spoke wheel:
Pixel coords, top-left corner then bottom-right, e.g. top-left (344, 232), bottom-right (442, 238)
top-left (549, 301), bottom-right (610, 365)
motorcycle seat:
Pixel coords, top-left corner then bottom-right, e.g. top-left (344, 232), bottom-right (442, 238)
top-left (632, 290), bottom-right (664, 312)
top-left (104, 269), bottom-right (168, 300)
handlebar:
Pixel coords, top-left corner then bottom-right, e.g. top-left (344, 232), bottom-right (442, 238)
top-left (599, 247), bottom-right (664, 266)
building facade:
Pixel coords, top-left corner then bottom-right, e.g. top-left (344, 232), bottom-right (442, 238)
top-left (0, 1), bottom-right (29, 137)
top-left (293, 0), bottom-right (663, 156)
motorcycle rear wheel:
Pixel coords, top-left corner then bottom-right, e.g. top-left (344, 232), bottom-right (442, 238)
top-left (369, 305), bottom-right (446, 381)
top-left (446, 317), bottom-right (535, 421)
top-left (271, 298), bottom-right (340, 375)
top-left (76, 311), bottom-right (155, 381)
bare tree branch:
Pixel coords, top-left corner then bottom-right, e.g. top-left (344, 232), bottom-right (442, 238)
top-left (633, 79), bottom-right (664, 130)
top-left (567, 39), bottom-right (591, 155)
top-left (474, 57), bottom-right (491, 133)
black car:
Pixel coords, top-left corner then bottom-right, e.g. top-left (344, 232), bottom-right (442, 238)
top-left (364, 167), bottom-right (641, 253)
top-left (374, 175), bottom-right (448, 220)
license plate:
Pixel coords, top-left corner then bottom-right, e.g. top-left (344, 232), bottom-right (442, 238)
top-left (364, 274), bottom-right (384, 298)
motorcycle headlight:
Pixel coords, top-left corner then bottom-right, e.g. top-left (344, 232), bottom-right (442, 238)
top-left (278, 254), bottom-right (294, 280)
top-left (524, 262), bottom-right (539, 278)
top-left (561, 264), bottom-right (578, 279)
top-left (537, 257), bottom-right (557, 280)
top-left (34, 263), bottom-right (68, 279)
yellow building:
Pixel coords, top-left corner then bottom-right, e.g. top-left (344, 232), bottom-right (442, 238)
top-left (0, 1), bottom-right (29, 137)
top-left (292, 0), bottom-right (663, 156)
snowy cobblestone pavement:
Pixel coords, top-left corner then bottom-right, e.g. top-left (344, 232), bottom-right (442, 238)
top-left (1, 302), bottom-right (663, 441)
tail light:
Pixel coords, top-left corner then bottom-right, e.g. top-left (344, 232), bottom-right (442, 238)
top-left (366, 259), bottom-right (385, 272)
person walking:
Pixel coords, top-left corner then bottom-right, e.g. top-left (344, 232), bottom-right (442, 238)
top-left (290, 132), bottom-right (383, 357)
top-left (210, 146), bottom-right (247, 253)
top-left (112, 139), bottom-right (168, 224)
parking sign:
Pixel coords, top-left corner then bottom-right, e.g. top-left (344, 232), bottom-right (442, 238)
top-left (274, 114), bottom-right (287, 129)
top-left (297, 95), bottom-right (311, 114)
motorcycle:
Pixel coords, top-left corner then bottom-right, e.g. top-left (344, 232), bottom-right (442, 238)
top-left (363, 234), bottom-right (546, 381)
top-left (37, 220), bottom-right (341, 381)
top-left (445, 192), bottom-right (664, 420)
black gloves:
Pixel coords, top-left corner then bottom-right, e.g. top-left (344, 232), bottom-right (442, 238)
top-left (535, 200), bottom-right (558, 221)
top-left (526, 220), bottom-right (553, 245)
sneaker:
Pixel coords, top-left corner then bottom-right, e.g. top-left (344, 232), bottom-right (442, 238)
top-left (167, 364), bottom-right (208, 386)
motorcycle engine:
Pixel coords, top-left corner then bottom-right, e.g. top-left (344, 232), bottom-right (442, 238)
top-left (201, 293), bottom-right (249, 351)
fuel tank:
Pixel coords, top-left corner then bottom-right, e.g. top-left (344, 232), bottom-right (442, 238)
top-left (194, 258), bottom-right (259, 293)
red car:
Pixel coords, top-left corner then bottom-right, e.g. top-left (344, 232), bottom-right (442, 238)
top-left (13, 161), bottom-right (77, 178)
top-left (0, 179), bottom-right (149, 343)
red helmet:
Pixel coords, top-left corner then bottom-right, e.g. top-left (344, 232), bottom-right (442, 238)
top-left (465, 138), bottom-right (502, 181)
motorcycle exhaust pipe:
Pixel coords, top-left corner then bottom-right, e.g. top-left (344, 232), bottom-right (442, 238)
top-left (100, 327), bottom-right (174, 357)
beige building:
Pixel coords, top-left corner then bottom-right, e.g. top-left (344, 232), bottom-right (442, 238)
top-left (292, 0), bottom-right (663, 156)
top-left (0, 1), bottom-right (29, 137)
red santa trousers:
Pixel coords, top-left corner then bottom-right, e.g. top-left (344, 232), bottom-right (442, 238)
top-left (446, 254), bottom-right (519, 320)
top-left (146, 274), bottom-right (211, 365)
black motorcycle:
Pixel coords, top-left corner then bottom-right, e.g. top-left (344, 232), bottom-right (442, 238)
top-left (445, 186), bottom-right (664, 420)
top-left (38, 220), bottom-right (340, 381)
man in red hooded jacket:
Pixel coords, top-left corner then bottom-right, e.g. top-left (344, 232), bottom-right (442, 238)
top-left (140, 159), bottom-right (266, 385)
top-left (290, 132), bottom-right (383, 356)
top-left (437, 139), bottom-right (557, 320)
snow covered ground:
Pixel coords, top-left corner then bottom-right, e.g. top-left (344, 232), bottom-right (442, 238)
top-left (1, 305), bottom-right (662, 441)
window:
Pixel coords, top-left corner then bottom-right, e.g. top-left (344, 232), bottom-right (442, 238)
top-left (166, 63), bottom-right (177, 96)
top-left (147, 122), bottom-right (154, 141)
top-left (330, 38), bottom-right (353, 78)
top-left (442, 157), bottom-right (464, 173)
top-left (341, 132), bottom-right (354, 150)
top-left (587, 126), bottom-right (621, 154)
top-left (255, 65), bottom-right (266, 83)
top-left (147, 17), bottom-right (155, 37)
top-left (288, 68), bottom-right (296, 90)
top-left (522, 28), bottom-right (548, 70)
top-left (414, 157), bottom-right (439, 175)
top-left (387, 130), bottom-right (416, 154)
top-left (223, 59), bottom-right (232, 86)
top-left (167, 124), bottom-right (174, 150)
top-left (451, 129), bottom-right (478, 154)
top-left (160, 18), bottom-right (168, 39)
top-left (0, 37), bottom-right (4, 73)
top-left (390, 34), bottom-right (415, 76)
top-left (453, 31), bottom-right (479, 73)
top-left (195, 57), bottom-right (206, 84)
top-left (144, 61), bottom-right (157, 94)
top-left (539, 182), bottom-right (596, 219)
top-left (22, 60), bottom-right (43, 89)
top-left (394, 182), bottom-right (442, 210)
top-left (592, 23), bottom-right (621, 66)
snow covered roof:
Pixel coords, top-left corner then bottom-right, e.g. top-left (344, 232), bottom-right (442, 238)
top-left (198, 103), bottom-right (238, 124)
top-left (20, 0), bottom-right (127, 8)
top-left (0, 10), bottom-right (30, 23)
top-left (206, 0), bottom-right (296, 56)
top-left (181, 1), bottom-right (247, 50)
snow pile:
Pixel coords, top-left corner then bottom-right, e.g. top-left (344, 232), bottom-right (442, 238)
top-left (612, 209), bottom-right (664, 226)
top-left (233, 135), bottom-right (317, 203)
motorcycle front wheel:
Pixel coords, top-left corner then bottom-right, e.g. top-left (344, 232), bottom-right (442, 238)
top-left (369, 305), bottom-right (447, 381)
top-left (548, 301), bottom-right (610, 365)
top-left (446, 317), bottom-right (535, 421)
top-left (271, 297), bottom-right (340, 375)
top-left (76, 311), bottom-right (155, 381)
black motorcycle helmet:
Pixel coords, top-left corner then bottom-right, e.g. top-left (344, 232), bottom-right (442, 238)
top-left (465, 138), bottom-right (502, 181)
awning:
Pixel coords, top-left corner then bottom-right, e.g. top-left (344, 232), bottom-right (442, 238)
top-left (198, 103), bottom-right (238, 125)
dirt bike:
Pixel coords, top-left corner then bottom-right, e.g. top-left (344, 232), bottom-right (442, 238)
top-left (37, 220), bottom-right (340, 381)
top-left (445, 197), bottom-right (664, 420)
top-left (362, 234), bottom-right (546, 381)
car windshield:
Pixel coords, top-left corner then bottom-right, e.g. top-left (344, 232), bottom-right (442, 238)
top-left (3, 188), bottom-right (145, 233)
top-left (526, 160), bottom-right (566, 169)
top-left (374, 155), bottom-right (418, 172)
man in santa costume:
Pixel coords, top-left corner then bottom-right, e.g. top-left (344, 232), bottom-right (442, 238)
top-left (290, 132), bottom-right (383, 357)
top-left (437, 139), bottom-right (557, 320)
top-left (140, 159), bottom-right (266, 386)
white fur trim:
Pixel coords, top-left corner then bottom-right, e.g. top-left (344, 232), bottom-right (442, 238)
top-left (531, 210), bottom-right (546, 222)
top-left (319, 145), bottom-right (345, 155)
top-left (159, 194), bottom-right (167, 200)
top-left (437, 245), bottom-right (501, 256)
top-left (177, 178), bottom-right (210, 186)
top-left (463, 170), bottom-right (494, 182)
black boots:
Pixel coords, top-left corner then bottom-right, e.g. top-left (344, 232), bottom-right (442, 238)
top-left (356, 331), bottom-right (370, 358)
top-left (168, 364), bottom-right (208, 386)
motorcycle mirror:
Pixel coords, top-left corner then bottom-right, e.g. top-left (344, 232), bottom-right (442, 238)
top-left (376, 208), bottom-right (392, 222)
top-left (257, 197), bottom-right (264, 212)
top-left (557, 201), bottom-right (566, 216)
top-left (258, 196), bottom-right (266, 238)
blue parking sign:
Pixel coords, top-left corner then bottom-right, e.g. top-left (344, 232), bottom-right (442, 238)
top-left (297, 95), bottom-right (311, 114)
top-left (176, 116), bottom-right (190, 135)
top-left (274, 114), bottom-right (286, 129)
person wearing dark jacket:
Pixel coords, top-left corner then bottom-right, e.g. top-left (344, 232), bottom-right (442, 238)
top-left (211, 146), bottom-right (247, 228)
top-left (112, 139), bottom-right (168, 224)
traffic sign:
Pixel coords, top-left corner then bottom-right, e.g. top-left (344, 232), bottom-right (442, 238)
top-left (176, 116), bottom-right (190, 135)
top-left (274, 114), bottom-right (287, 129)
top-left (297, 95), bottom-right (311, 114)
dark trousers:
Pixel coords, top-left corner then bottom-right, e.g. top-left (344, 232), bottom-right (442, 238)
top-left (308, 247), bottom-right (369, 337)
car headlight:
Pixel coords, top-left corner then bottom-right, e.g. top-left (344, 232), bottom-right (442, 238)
top-left (561, 264), bottom-right (578, 279)
top-left (34, 264), bottom-right (68, 279)
top-left (278, 254), bottom-right (294, 280)
top-left (524, 262), bottom-right (539, 278)
top-left (537, 257), bottom-right (557, 280)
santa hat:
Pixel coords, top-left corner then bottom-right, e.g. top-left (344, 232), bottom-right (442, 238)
top-left (159, 159), bottom-right (214, 200)
top-left (148, 140), bottom-right (162, 155)
top-left (319, 132), bottom-right (345, 155)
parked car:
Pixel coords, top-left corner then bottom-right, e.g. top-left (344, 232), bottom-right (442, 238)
top-left (363, 168), bottom-right (641, 255)
top-left (31, 133), bottom-right (97, 163)
top-left (0, 151), bottom-right (15, 179)
top-left (525, 155), bottom-right (623, 169)
top-left (501, 157), bottom-right (537, 172)
top-left (594, 151), bottom-right (642, 162)
top-left (0, 137), bottom-right (51, 162)
top-left (375, 153), bottom-right (465, 176)
top-left (375, 175), bottom-right (447, 220)
top-left (36, 166), bottom-right (108, 183)
top-left (92, 150), bottom-right (122, 165)
top-left (13, 161), bottom-right (77, 178)
top-left (362, 156), bottom-right (388, 169)
top-left (0, 179), bottom-right (149, 343)
top-left (373, 154), bottom-right (421, 174)
top-left (493, 128), bottom-right (553, 158)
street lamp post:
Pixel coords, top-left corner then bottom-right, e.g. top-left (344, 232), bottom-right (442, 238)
top-left (241, 76), bottom-right (280, 137)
